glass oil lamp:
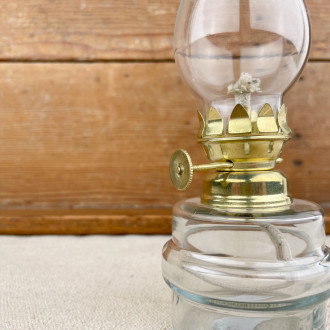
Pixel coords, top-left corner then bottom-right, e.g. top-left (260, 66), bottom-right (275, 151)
top-left (162, 1), bottom-right (330, 329)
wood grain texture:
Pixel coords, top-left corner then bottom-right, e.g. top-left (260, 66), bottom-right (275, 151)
top-left (0, 0), bottom-right (328, 235)
top-left (0, 209), bottom-right (172, 234)
top-left (0, 0), bottom-right (327, 60)
top-left (0, 0), bottom-right (178, 60)
top-left (0, 61), bottom-right (328, 213)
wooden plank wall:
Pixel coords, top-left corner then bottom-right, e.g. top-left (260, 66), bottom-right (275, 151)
top-left (0, 0), bottom-right (328, 234)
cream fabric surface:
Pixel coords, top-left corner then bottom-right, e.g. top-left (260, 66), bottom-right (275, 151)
top-left (0, 235), bottom-right (329, 330)
top-left (0, 235), bottom-right (171, 330)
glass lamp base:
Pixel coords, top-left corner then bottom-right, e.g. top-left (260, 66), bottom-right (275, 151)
top-left (171, 292), bottom-right (326, 330)
top-left (162, 198), bottom-right (330, 330)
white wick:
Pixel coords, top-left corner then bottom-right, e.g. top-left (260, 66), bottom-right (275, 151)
top-left (228, 72), bottom-right (261, 108)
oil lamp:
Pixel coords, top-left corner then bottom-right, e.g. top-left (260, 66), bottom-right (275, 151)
top-left (162, 1), bottom-right (330, 329)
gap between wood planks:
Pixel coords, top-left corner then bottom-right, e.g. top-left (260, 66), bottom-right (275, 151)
top-left (0, 58), bottom-right (326, 64)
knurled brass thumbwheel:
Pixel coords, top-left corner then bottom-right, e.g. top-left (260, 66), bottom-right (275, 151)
top-left (170, 149), bottom-right (234, 190)
top-left (170, 149), bottom-right (193, 191)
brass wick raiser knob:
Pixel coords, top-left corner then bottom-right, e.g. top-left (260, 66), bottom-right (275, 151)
top-left (169, 149), bottom-right (233, 191)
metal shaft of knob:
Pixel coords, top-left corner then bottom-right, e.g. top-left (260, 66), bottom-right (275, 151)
top-left (192, 163), bottom-right (233, 172)
top-left (176, 162), bottom-right (231, 174)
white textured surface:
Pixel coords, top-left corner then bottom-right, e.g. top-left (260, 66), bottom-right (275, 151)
top-left (0, 235), bottom-right (329, 330)
top-left (0, 235), bottom-right (171, 330)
